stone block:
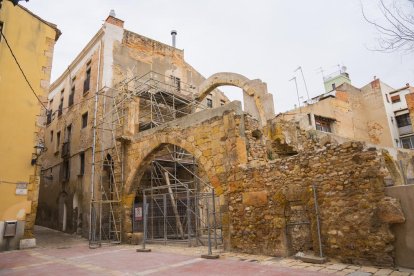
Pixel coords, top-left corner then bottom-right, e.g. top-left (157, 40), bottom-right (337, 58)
top-left (20, 238), bottom-right (36, 249)
top-left (377, 197), bottom-right (405, 224)
top-left (242, 191), bottom-right (268, 207)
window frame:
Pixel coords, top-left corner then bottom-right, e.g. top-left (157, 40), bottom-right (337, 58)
top-left (391, 95), bottom-right (401, 104)
top-left (82, 112), bottom-right (88, 129)
top-left (206, 98), bottom-right (213, 108)
top-left (79, 152), bottom-right (85, 176)
top-left (56, 131), bottom-right (61, 152)
top-left (0, 21), bottom-right (4, 43)
top-left (84, 66), bottom-right (91, 94)
top-left (396, 113), bottom-right (411, 128)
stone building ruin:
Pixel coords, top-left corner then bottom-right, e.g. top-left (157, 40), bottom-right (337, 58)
top-left (37, 12), bottom-right (413, 268)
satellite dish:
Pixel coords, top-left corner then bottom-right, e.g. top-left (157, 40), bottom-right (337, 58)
top-left (341, 66), bottom-right (347, 72)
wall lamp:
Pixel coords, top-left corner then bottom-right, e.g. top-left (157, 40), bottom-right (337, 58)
top-left (31, 142), bottom-right (46, 166)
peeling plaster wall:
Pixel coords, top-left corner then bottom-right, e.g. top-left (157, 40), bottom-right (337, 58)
top-left (281, 81), bottom-right (397, 148)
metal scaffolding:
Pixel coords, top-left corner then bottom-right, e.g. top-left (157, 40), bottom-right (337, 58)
top-left (88, 71), bottom-right (220, 250)
top-left (133, 145), bottom-right (222, 251)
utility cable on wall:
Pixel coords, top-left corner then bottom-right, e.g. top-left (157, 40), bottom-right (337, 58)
top-left (0, 27), bottom-right (47, 110)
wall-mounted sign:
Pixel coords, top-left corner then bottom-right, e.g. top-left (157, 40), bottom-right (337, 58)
top-left (134, 207), bottom-right (142, 221)
top-left (16, 182), bottom-right (28, 195)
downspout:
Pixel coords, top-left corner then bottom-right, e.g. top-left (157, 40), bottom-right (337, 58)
top-left (89, 37), bottom-right (103, 242)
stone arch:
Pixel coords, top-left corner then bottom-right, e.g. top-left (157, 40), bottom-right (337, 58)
top-left (125, 140), bottom-right (217, 196)
top-left (122, 139), bottom-right (224, 243)
top-left (196, 72), bottom-right (275, 127)
top-left (381, 151), bottom-right (404, 186)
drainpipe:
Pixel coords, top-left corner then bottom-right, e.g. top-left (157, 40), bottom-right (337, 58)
top-left (89, 37), bottom-right (103, 242)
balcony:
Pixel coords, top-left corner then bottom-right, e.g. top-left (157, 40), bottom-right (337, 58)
top-left (46, 111), bottom-right (52, 125)
top-left (61, 142), bottom-right (70, 158)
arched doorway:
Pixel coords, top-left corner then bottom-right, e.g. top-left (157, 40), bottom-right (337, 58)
top-left (131, 144), bottom-right (222, 247)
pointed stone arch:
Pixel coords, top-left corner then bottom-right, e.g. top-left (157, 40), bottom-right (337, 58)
top-left (196, 72), bottom-right (275, 126)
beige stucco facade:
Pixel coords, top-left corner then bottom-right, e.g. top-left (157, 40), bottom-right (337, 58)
top-left (0, 2), bottom-right (59, 250)
top-left (277, 79), bottom-right (403, 148)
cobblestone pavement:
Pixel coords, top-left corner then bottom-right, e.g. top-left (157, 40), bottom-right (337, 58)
top-left (0, 226), bottom-right (412, 276)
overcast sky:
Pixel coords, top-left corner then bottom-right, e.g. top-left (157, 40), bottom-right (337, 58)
top-left (24, 0), bottom-right (414, 112)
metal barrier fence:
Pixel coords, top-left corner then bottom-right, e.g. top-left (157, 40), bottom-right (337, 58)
top-left (135, 188), bottom-right (222, 254)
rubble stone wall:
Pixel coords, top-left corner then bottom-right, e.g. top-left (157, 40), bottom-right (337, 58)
top-left (121, 104), bottom-right (404, 267)
top-left (227, 118), bottom-right (404, 266)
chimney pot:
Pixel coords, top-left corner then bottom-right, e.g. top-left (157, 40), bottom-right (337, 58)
top-left (171, 30), bottom-right (177, 48)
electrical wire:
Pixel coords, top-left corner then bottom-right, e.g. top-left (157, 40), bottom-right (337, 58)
top-left (0, 26), bottom-right (47, 110)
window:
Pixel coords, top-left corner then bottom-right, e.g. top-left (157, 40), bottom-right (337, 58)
top-left (220, 100), bottom-right (226, 106)
top-left (65, 124), bottom-right (72, 143)
top-left (170, 75), bottom-right (181, 91)
top-left (82, 112), bottom-right (88, 128)
top-left (396, 114), bottom-right (411, 128)
top-left (47, 99), bottom-right (53, 124)
top-left (307, 113), bottom-right (312, 126)
top-left (400, 135), bottom-right (414, 149)
top-left (62, 159), bottom-right (70, 182)
top-left (332, 83), bottom-right (336, 90)
top-left (56, 131), bottom-right (61, 152)
top-left (0, 22), bottom-right (3, 43)
top-left (315, 116), bottom-right (333, 133)
top-left (50, 130), bottom-right (54, 142)
top-left (84, 67), bottom-right (91, 94)
top-left (391, 95), bottom-right (401, 103)
top-left (207, 98), bottom-right (213, 108)
top-left (79, 152), bottom-right (85, 175)
top-left (68, 86), bottom-right (75, 107)
top-left (58, 90), bottom-right (64, 117)
top-left (46, 110), bottom-right (52, 125)
top-left (385, 94), bottom-right (390, 103)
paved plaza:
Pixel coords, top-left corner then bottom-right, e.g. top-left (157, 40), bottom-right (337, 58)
top-left (0, 227), bottom-right (412, 276)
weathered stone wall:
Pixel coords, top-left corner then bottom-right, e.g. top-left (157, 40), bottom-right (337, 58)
top-left (226, 118), bottom-right (405, 266)
top-left (121, 101), bottom-right (248, 245)
top-left (120, 107), bottom-right (404, 267)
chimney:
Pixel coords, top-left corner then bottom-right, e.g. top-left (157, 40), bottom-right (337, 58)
top-left (171, 30), bottom-right (177, 48)
top-left (105, 10), bottom-right (124, 28)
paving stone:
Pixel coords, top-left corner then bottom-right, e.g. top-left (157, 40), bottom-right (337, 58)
top-left (336, 271), bottom-right (353, 276)
top-left (360, 267), bottom-right (380, 274)
top-left (320, 268), bottom-right (341, 274)
top-left (389, 272), bottom-right (411, 276)
top-left (304, 266), bottom-right (323, 271)
top-left (374, 268), bottom-right (394, 275)
top-left (338, 269), bottom-right (358, 275)
top-left (290, 264), bottom-right (311, 269)
top-left (328, 264), bottom-right (349, 270)
top-left (348, 272), bottom-right (373, 276)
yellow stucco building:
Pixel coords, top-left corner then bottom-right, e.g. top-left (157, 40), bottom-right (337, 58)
top-left (0, 1), bottom-right (60, 250)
